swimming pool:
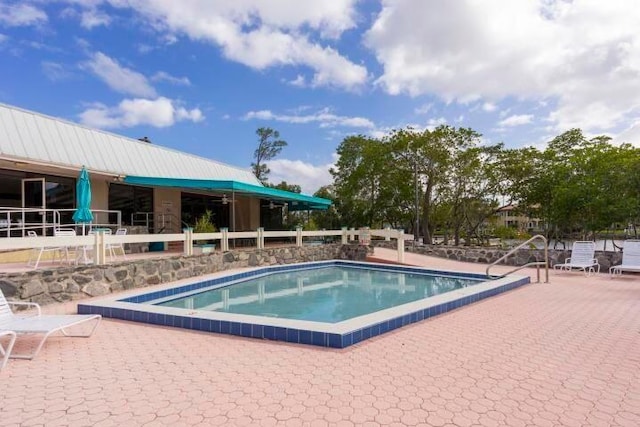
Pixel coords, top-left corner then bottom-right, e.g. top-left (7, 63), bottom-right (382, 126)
top-left (79, 261), bottom-right (529, 348)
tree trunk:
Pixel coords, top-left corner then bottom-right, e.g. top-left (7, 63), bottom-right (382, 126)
top-left (421, 181), bottom-right (433, 244)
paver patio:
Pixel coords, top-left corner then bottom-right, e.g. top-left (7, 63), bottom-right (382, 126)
top-left (1, 247), bottom-right (639, 426)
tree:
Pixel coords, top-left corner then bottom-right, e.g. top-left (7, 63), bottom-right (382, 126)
top-left (495, 129), bottom-right (640, 241)
top-left (311, 185), bottom-right (343, 230)
top-left (268, 181), bottom-right (301, 193)
top-left (251, 127), bottom-right (287, 183)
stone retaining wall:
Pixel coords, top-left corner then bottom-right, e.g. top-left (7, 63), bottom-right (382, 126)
top-left (372, 240), bottom-right (622, 271)
top-left (1, 244), bottom-right (371, 306)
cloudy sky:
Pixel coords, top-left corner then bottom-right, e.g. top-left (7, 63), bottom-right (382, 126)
top-left (1, 0), bottom-right (639, 194)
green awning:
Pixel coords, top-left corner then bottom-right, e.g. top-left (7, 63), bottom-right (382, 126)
top-left (123, 176), bottom-right (331, 210)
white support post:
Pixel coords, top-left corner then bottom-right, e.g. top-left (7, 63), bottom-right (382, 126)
top-left (183, 228), bottom-right (193, 256)
top-left (349, 227), bottom-right (355, 242)
top-left (257, 227), bottom-right (264, 249)
top-left (95, 230), bottom-right (106, 265)
top-left (341, 227), bottom-right (348, 244)
top-left (385, 226), bottom-right (391, 241)
top-left (397, 230), bottom-right (405, 263)
top-left (220, 227), bottom-right (229, 252)
top-left (296, 226), bottom-right (303, 247)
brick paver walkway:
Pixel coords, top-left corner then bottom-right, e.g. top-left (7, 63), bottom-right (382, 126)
top-left (1, 248), bottom-right (639, 426)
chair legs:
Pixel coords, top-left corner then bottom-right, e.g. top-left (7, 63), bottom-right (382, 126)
top-left (0, 331), bottom-right (17, 370)
top-left (9, 316), bottom-right (101, 360)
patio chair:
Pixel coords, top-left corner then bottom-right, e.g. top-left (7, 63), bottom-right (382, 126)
top-left (553, 241), bottom-right (600, 276)
top-left (610, 240), bottom-right (640, 276)
top-left (106, 228), bottom-right (127, 260)
top-left (26, 230), bottom-right (71, 269)
top-left (0, 289), bottom-right (101, 360)
top-left (0, 330), bottom-right (17, 370)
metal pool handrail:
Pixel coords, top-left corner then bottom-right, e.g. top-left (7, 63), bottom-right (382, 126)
top-left (486, 235), bottom-right (549, 283)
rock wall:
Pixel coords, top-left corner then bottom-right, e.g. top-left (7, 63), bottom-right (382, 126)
top-left (372, 240), bottom-right (622, 271)
top-left (1, 244), bottom-right (356, 306)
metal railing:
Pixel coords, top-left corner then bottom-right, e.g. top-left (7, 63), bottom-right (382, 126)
top-left (131, 212), bottom-right (189, 234)
top-left (0, 207), bottom-right (121, 237)
top-left (486, 234), bottom-right (549, 283)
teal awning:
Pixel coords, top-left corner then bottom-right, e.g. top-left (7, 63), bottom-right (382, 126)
top-left (123, 176), bottom-right (331, 211)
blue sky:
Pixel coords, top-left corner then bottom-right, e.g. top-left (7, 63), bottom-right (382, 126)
top-left (1, 0), bottom-right (639, 194)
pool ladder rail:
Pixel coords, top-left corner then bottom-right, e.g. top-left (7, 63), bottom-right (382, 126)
top-left (486, 235), bottom-right (549, 283)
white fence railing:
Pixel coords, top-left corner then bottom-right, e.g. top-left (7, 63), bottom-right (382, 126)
top-left (0, 227), bottom-right (413, 266)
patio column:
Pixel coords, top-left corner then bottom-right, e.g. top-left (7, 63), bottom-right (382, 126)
top-left (341, 227), bottom-right (348, 244)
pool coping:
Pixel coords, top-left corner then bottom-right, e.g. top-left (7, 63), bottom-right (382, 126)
top-left (78, 260), bottom-right (530, 348)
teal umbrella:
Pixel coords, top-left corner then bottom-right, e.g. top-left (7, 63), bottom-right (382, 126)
top-left (72, 166), bottom-right (93, 233)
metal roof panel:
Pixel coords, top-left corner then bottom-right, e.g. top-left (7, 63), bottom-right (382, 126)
top-left (0, 103), bottom-right (262, 185)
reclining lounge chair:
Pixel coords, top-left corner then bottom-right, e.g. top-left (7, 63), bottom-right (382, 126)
top-left (0, 289), bottom-right (101, 360)
top-left (610, 240), bottom-right (640, 276)
top-left (553, 241), bottom-right (600, 276)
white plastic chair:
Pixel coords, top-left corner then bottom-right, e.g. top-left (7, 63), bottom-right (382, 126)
top-left (553, 241), bottom-right (600, 276)
top-left (0, 330), bottom-right (17, 370)
top-left (26, 230), bottom-right (71, 269)
top-left (107, 228), bottom-right (128, 260)
top-left (0, 288), bottom-right (101, 360)
top-left (610, 240), bottom-right (640, 276)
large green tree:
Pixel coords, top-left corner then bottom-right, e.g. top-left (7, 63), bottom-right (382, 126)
top-left (495, 129), bottom-right (640, 240)
top-left (251, 127), bottom-right (287, 183)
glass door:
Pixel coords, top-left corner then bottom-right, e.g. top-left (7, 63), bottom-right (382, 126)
top-left (21, 178), bottom-right (46, 236)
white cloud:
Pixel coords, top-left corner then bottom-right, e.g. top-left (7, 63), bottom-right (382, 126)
top-left (268, 159), bottom-right (333, 194)
top-left (499, 114), bottom-right (534, 127)
top-left (614, 121), bottom-right (640, 147)
top-left (244, 108), bottom-right (375, 128)
top-left (80, 8), bottom-right (111, 29)
top-left (151, 71), bottom-right (191, 86)
top-left (365, 0), bottom-right (640, 134)
top-left (104, 1), bottom-right (367, 90)
top-left (82, 52), bottom-right (157, 97)
top-left (426, 117), bottom-right (447, 130)
top-left (0, 33), bottom-right (7, 44)
top-left (414, 103), bottom-right (433, 115)
top-left (79, 97), bottom-right (203, 129)
top-left (482, 102), bottom-right (497, 112)
top-left (288, 74), bottom-right (306, 87)
top-left (41, 61), bottom-right (73, 81)
top-left (0, 3), bottom-right (47, 27)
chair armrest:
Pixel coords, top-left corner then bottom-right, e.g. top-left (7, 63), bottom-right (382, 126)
top-left (7, 301), bottom-right (42, 316)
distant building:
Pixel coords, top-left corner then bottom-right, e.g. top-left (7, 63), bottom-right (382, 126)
top-left (495, 204), bottom-right (542, 232)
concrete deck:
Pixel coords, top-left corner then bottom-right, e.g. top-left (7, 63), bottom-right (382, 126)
top-left (1, 247), bottom-right (639, 426)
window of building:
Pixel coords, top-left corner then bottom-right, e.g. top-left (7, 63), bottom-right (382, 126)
top-left (181, 192), bottom-right (228, 230)
top-left (108, 183), bottom-right (154, 225)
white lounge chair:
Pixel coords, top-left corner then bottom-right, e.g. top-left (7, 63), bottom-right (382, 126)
top-left (0, 289), bottom-right (101, 360)
top-left (553, 241), bottom-right (600, 276)
top-left (0, 330), bottom-right (17, 370)
top-left (610, 240), bottom-right (640, 276)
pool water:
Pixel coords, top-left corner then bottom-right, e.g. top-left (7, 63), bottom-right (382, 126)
top-left (157, 266), bottom-right (481, 323)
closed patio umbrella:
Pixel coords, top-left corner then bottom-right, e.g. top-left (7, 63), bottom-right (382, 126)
top-left (72, 166), bottom-right (93, 234)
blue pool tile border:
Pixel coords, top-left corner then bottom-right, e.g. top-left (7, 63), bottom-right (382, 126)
top-left (78, 261), bottom-right (531, 349)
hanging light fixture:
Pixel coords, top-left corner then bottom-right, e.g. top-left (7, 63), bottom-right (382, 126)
top-left (221, 194), bottom-right (229, 205)
top-left (269, 200), bottom-right (275, 210)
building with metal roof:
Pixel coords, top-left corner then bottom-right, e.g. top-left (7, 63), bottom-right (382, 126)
top-left (0, 103), bottom-right (330, 236)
